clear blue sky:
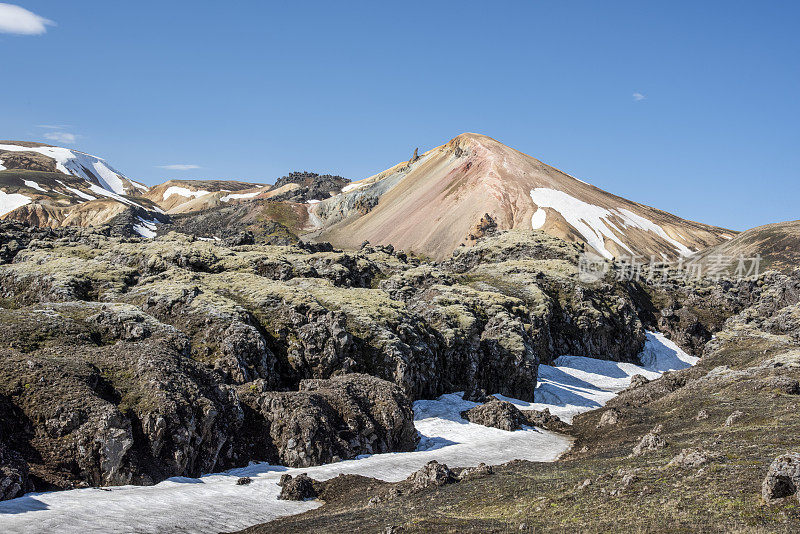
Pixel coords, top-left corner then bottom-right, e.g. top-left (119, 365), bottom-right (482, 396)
top-left (2, 1), bottom-right (798, 230)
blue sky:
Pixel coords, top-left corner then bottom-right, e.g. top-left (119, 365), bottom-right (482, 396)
top-left (1, 1), bottom-right (798, 230)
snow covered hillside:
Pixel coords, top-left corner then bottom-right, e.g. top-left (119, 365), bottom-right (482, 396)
top-left (0, 141), bottom-right (164, 235)
top-left (0, 142), bottom-right (145, 195)
top-left (0, 332), bottom-right (697, 534)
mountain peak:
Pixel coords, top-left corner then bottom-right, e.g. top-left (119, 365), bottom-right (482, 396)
top-left (307, 134), bottom-right (735, 260)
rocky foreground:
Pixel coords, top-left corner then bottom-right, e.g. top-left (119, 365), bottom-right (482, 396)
top-left (1, 218), bottom-right (798, 532)
top-left (242, 268), bottom-right (800, 533)
top-left (0, 222), bottom-right (651, 498)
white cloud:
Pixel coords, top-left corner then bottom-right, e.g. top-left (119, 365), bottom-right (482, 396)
top-left (36, 124), bottom-right (70, 130)
top-left (43, 131), bottom-right (78, 144)
top-left (156, 164), bottom-right (202, 171)
top-left (0, 3), bottom-right (55, 35)
top-left (632, 92), bottom-right (646, 102)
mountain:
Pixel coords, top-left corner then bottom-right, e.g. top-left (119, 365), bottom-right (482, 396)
top-left (142, 179), bottom-right (270, 214)
top-left (0, 141), bottom-right (164, 235)
top-left (691, 219), bottom-right (800, 274)
top-left (306, 133), bottom-right (735, 260)
top-left (0, 141), bottom-right (146, 195)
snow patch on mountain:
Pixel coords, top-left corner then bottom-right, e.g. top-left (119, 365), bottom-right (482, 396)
top-left (162, 186), bottom-right (211, 201)
top-left (0, 191), bottom-right (32, 217)
top-left (530, 188), bottom-right (695, 259)
top-left (132, 218), bottom-right (159, 238)
top-left (221, 191), bottom-right (261, 202)
top-left (616, 208), bottom-right (694, 256)
top-left (0, 144), bottom-right (129, 195)
top-left (531, 208), bottom-right (546, 229)
top-left (57, 181), bottom-right (97, 202)
top-left (341, 181), bottom-right (367, 193)
top-left (85, 184), bottom-right (148, 210)
top-left (22, 180), bottom-right (47, 192)
top-left (0, 159), bottom-right (5, 171)
top-left (530, 188), bottom-right (631, 259)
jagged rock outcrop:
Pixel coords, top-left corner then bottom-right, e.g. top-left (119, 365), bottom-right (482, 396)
top-left (272, 171), bottom-right (350, 202)
top-left (238, 374), bottom-right (418, 467)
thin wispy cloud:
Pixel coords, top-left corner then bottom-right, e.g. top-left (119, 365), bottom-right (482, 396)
top-left (157, 164), bottom-right (202, 171)
top-left (0, 3), bottom-right (55, 35)
top-left (36, 124), bottom-right (70, 130)
top-left (632, 92), bottom-right (646, 102)
top-left (43, 131), bottom-right (78, 144)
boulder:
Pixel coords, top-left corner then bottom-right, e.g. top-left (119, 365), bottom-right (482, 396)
top-left (597, 408), bottom-right (621, 428)
top-left (524, 408), bottom-right (571, 433)
top-left (631, 425), bottom-right (667, 456)
top-left (457, 463), bottom-right (494, 481)
top-left (762, 376), bottom-right (800, 395)
top-left (629, 374), bottom-right (650, 389)
top-left (762, 452), bottom-right (800, 502)
top-left (405, 461), bottom-right (457, 492)
top-left (461, 399), bottom-right (528, 431)
top-left (667, 448), bottom-right (717, 468)
top-left (277, 473), bottom-right (319, 501)
top-left (724, 410), bottom-right (745, 427)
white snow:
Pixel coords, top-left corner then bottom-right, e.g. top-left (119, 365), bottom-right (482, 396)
top-left (221, 191), bottom-right (261, 202)
top-left (132, 218), bottom-right (159, 239)
top-left (306, 199), bottom-right (322, 204)
top-left (531, 208), bottom-right (546, 229)
top-left (0, 191), bottom-right (32, 216)
top-left (0, 159), bottom-right (5, 171)
top-left (129, 181), bottom-right (149, 192)
top-left (0, 144), bottom-right (130, 195)
top-left (616, 208), bottom-right (694, 256)
top-left (530, 188), bottom-right (695, 259)
top-left (162, 186), bottom-right (211, 201)
top-left (497, 331), bottom-right (698, 423)
top-left (57, 181), bottom-right (97, 202)
top-left (341, 181), bottom-right (367, 193)
top-left (22, 180), bottom-right (47, 192)
top-left (0, 332), bottom-right (696, 533)
top-left (86, 184), bottom-right (146, 209)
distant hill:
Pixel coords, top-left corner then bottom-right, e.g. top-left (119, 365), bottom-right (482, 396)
top-left (691, 220), bottom-right (800, 274)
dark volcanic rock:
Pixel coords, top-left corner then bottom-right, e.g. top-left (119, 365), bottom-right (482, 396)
top-left (277, 473), bottom-right (319, 501)
top-left (524, 408), bottom-right (571, 433)
top-left (0, 441), bottom-right (32, 501)
top-left (762, 452), bottom-right (800, 502)
top-left (461, 399), bottom-right (528, 431)
top-left (239, 374), bottom-right (418, 467)
top-left (272, 171), bottom-right (350, 202)
top-left (404, 461), bottom-right (457, 492)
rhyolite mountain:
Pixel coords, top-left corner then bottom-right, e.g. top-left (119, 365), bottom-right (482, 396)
top-left (305, 133), bottom-right (735, 260)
